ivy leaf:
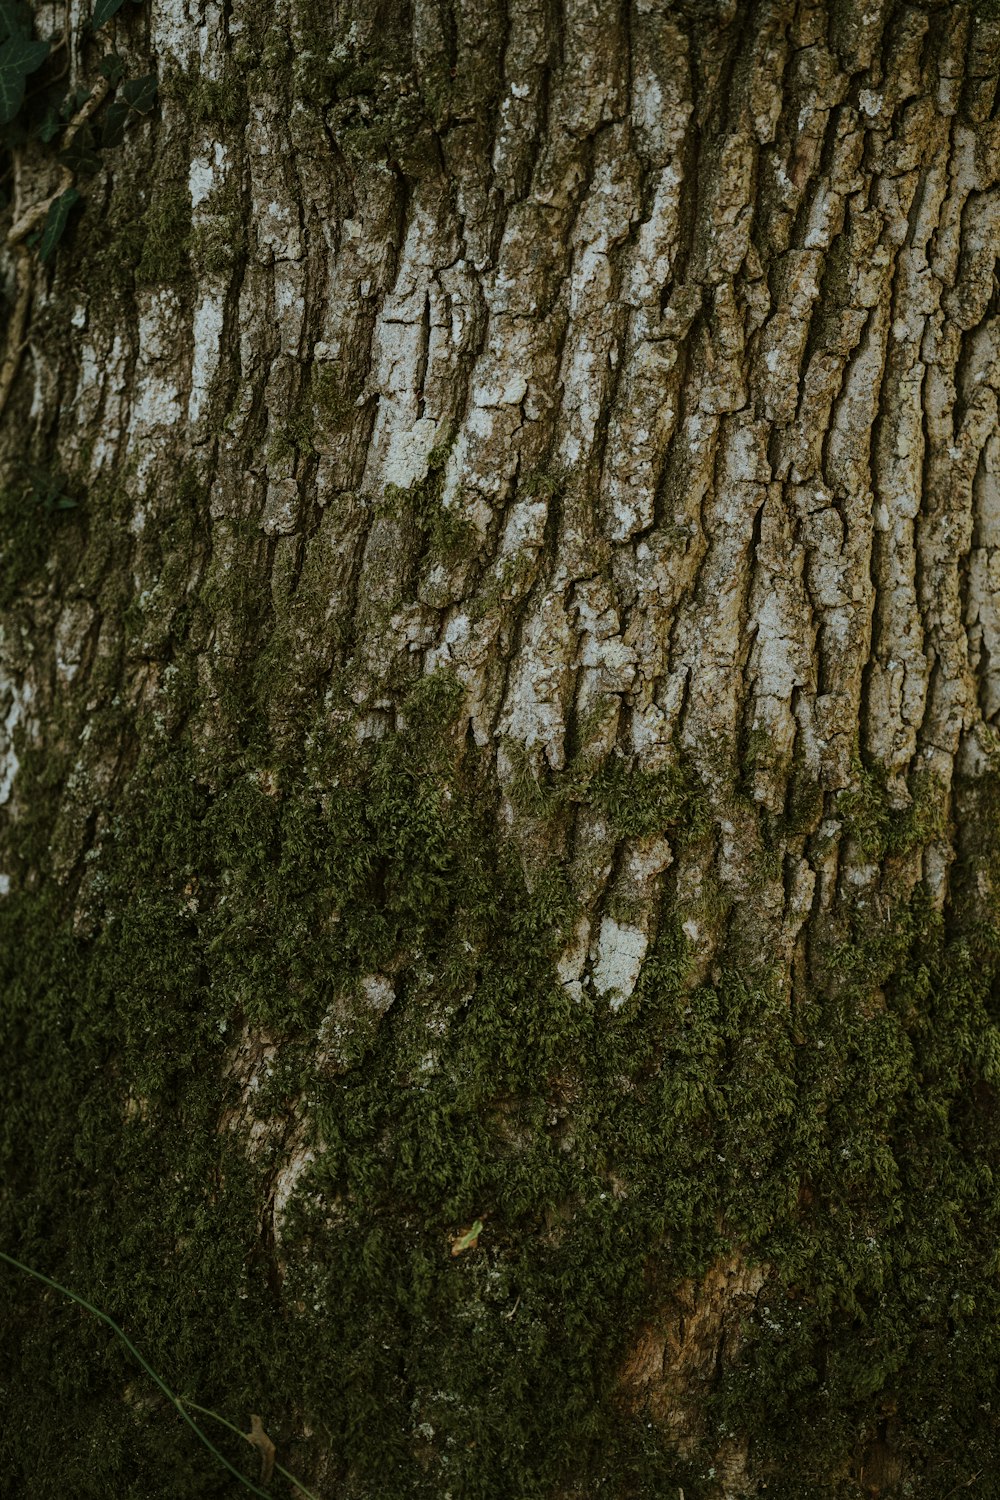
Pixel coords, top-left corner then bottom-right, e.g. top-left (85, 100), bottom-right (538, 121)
top-left (0, 1), bottom-right (32, 46)
top-left (0, 31), bottom-right (50, 125)
top-left (121, 72), bottom-right (156, 113)
top-left (58, 123), bottom-right (100, 174)
top-left (101, 96), bottom-right (129, 147)
top-left (98, 51), bottom-right (124, 86)
top-left (24, 464), bottom-right (76, 507)
top-left (60, 85), bottom-right (91, 118)
top-left (38, 186), bottom-right (79, 263)
top-left (92, 0), bottom-right (128, 27)
top-left (35, 103), bottom-right (60, 141)
top-left (0, 30), bottom-right (49, 73)
top-left (0, 72), bottom-right (27, 127)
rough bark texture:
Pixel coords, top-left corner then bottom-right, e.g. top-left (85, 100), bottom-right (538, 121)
top-left (3, 1), bottom-right (1000, 1496)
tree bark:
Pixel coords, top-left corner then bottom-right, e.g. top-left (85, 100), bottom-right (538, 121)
top-left (3, 1), bottom-right (1000, 1495)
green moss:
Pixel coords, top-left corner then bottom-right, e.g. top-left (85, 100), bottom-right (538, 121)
top-left (4, 690), bottom-right (1000, 1495)
top-left (136, 182), bottom-right (191, 285)
top-left (714, 910), bottom-right (1000, 1494)
top-left (187, 213), bottom-right (244, 277)
top-left (4, 464), bottom-right (1000, 1496)
top-left (308, 362), bottom-right (356, 433)
top-left (500, 742), bottom-right (710, 847)
top-left (101, 197), bottom-right (149, 293)
top-left (521, 469), bottom-right (564, 500)
top-left (588, 756), bottom-right (709, 841)
top-left (381, 436), bottom-right (477, 563)
top-left (469, 552), bottom-right (537, 620)
top-left (161, 66), bottom-right (247, 126)
top-left (267, 411), bottom-right (315, 467)
top-left (838, 759), bottom-right (949, 862)
top-left (737, 722), bottom-right (787, 794)
top-left (291, 28), bottom-right (437, 170)
top-left (123, 467), bottom-right (207, 659)
top-left (265, 364), bottom-right (362, 469)
top-left (897, 769), bottom-right (949, 850)
top-left (781, 769), bottom-right (825, 838)
top-left (98, 141), bottom-right (192, 292)
top-left (0, 469), bottom-right (82, 608)
top-left (260, 24), bottom-right (291, 71)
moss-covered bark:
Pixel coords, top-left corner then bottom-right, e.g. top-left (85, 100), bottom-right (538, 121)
top-left (3, 1), bottom-right (1000, 1495)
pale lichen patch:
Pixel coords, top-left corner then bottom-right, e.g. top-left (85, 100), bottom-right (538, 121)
top-left (592, 917), bottom-right (648, 1009)
top-left (0, 674), bottom-right (32, 807)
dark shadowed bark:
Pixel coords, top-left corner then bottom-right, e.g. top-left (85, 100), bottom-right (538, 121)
top-left (3, 1), bottom-right (1000, 1495)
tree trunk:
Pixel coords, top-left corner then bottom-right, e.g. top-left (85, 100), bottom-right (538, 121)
top-left (3, 0), bottom-right (1000, 1494)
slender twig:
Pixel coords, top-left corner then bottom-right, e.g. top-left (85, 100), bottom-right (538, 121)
top-left (0, 1247), bottom-right (320, 1498)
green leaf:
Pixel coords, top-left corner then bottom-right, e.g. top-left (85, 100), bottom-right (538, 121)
top-left (60, 85), bottom-right (91, 118)
top-left (0, 1), bottom-right (32, 45)
top-left (101, 97), bottom-right (129, 147)
top-left (92, 0), bottom-right (128, 27)
top-left (0, 64), bottom-right (27, 124)
top-left (36, 103), bottom-right (59, 141)
top-left (99, 51), bottom-right (124, 85)
top-left (57, 145), bottom-right (101, 175)
top-left (121, 72), bottom-right (156, 113)
top-left (0, 30), bottom-right (49, 73)
top-left (38, 186), bottom-right (80, 263)
top-left (0, 31), bottom-right (49, 124)
top-left (58, 122), bottom-right (100, 174)
top-left (58, 145), bottom-right (100, 175)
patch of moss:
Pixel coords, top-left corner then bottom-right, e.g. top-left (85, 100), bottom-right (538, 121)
top-left (187, 217), bottom-right (242, 278)
top-left (123, 467), bottom-right (208, 660)
top-left (4, 465), bottom-right (1000, 1497)
top-left (838, 759), bottom-right (949, 862)
top-left (715, 909), bottom-right (1000, 1495)
top-left (267, 412), bottom-right (315, 468)
top-left (381, 436), bottom-right (477, 563)
top-left (501, 742), bottom-right (711, 848)
top-left (308, 362), bottom-right (357, 434)
top-left (161, 66), bottom-right (247, 126)
top-left (265, 364), bottom-right (362, 471)
top-left (521, 469), bottom-right (564, 501)
top-left (136, 182), bottom-right (192, 286)
top-left (588, 756), bottom-right (710, 842)
top-left (101, 196), bottom-right (149, 293)
top-left (290, 29), bottom-right (438, 172)
top-left (0, 468), bottom-right (82, 608)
